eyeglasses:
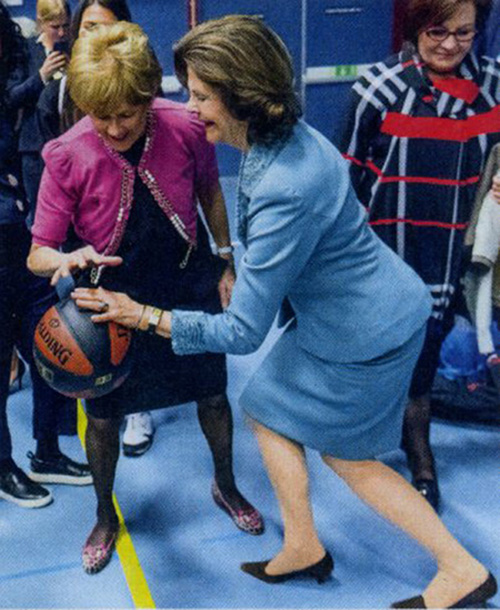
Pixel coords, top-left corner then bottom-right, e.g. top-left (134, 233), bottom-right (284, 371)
top-left (425, 26), bottom-right (477, 43)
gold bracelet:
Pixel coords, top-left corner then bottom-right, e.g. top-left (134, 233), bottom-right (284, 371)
top-left (138, 305), bottom-right (151, 332)
top-left (135, 304), bottom-right (147, 330)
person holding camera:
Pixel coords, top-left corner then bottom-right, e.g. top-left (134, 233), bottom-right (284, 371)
top-left (6, 0), bottom-right (70, 224)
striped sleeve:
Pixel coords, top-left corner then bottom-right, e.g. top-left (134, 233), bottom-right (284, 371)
top-left (339, 63), bottom-right (394, 202)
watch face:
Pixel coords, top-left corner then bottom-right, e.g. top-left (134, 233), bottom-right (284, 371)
top-left (147, 308), bottom-right (163, 334)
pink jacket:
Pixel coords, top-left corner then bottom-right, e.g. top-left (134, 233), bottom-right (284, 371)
top-left (32, 98), bottom-right (219, 255)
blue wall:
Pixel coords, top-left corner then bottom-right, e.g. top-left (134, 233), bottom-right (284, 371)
top-left (6, 0), bottom-right (394, 173)
top-left (305, 1), bottom-right (394, 142)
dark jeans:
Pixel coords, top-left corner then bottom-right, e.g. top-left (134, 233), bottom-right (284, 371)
top-left (0, 223), bottom-right (76, 461)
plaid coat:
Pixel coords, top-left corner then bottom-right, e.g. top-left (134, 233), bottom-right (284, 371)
top-left (341, 49), bottom-right (500, 319)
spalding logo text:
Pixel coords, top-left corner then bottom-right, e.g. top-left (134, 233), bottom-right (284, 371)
top-left (37, 319), bottom-right (73, 365)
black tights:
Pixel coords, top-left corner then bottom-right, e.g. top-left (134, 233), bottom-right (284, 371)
top-left (86, 393), bottom-right (250, 528)
top-left (85, 414), bottom-right (121, 526)
top-left (402, 394), bottom-right (436, 482)
top-left (197, 394), bottom-right (235, 490)
top-left (401, 317), bottom-right (448, 484)
top-left (196, 393), bottom-right (252, 509)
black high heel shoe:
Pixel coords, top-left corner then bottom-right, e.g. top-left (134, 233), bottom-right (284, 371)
top-left (9, 358), bottom-right (26, 394)
top-left (391, 572), bottom-right (497, 608)
top-left (240, 551), bottom-right (334, 584)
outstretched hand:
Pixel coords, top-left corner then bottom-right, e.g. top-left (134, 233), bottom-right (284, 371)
top-left (71, 286), bottom-right (143, 329)
top-left (51, 245), bottom-right (122, 286)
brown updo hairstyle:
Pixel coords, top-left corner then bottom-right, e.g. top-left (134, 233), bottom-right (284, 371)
top-left (403, 0), bottom-right (492, 45)
top-left (174, 15), bottom-right (302, 146)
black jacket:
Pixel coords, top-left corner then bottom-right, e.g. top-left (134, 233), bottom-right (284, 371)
top-left (6, 37), bottom-right (46, 153)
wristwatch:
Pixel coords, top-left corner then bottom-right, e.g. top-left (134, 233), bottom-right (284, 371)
top-left (147, 307), bottom-right (163, 335)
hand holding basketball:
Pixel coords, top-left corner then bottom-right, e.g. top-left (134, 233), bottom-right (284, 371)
top-left (72, 286), bottom-right (143, 330)
top-left (33, 296), bottom-right (134, 399)
top-left (50, 246), bottom-right (123, 286)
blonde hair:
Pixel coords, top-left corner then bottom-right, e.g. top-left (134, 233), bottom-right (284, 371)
top-left (36, 0), bottom-right (69, 23)
top-left (68, 21), bottom-right (162, 116)
top-left (174, 15), bottom-right (301, 145)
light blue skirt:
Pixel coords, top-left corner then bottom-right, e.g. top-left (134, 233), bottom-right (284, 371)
top-left (240, 323), bottom-right (426, 460)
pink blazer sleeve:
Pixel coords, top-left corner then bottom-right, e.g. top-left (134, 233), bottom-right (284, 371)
top-left (32, 140), bottom-right (78, 248)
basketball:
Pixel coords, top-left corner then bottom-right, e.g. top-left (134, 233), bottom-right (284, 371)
top-left (33, 297), bottom-right (133, 399)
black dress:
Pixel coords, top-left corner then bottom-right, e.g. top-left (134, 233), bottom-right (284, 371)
top-left (85, 137), bottom-right (227, 419)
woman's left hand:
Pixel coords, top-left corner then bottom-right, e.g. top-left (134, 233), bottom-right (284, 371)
top-left (492, 175), bottom-right (500, 204)
top-left (71, 286), bottom-right (142, 329)
top-left (218, 263), bottom-right (236, 309)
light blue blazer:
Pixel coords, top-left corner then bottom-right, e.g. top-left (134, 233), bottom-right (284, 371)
top-left (172, 121), bottom-right (431, 363)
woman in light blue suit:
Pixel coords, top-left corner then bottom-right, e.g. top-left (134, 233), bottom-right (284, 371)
top-left (72, 15), bottom-right (497, 609)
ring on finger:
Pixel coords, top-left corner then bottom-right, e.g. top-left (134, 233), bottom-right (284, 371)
top-left (99, 301), bottom-right (109, 313)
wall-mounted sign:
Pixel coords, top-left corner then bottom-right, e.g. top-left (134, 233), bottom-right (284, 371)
top-left (5, 0), bottom-right (24, 5)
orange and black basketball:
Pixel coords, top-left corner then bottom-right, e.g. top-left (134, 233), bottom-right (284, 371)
top-left (33, 297), bottom-right (133, 399)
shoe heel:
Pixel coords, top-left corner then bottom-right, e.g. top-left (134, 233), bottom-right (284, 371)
top-left (310, 552), bottom-right (334, 584)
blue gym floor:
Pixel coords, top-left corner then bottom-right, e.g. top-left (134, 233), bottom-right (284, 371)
top-left (1, 178), bottom-right (499, 609)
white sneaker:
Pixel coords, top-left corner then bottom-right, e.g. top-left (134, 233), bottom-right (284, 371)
top-left (122, 411), bottom-right (155, 457)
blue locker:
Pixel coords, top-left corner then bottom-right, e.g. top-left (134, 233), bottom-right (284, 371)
top-left (306, 0), bottom-right (393, 65)
top-left (304, 0), bottom-right (394, 140)
top-left (306, 82), bottom-right (354, 142)
top-left (127, 0), bottom-right (186, 76)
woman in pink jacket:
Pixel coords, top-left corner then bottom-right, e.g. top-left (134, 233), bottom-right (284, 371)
top-left (28, 21), bottom-right (263, 575)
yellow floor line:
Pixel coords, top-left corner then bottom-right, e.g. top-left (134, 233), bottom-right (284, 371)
top-left (77, 400), bottom-right (156, 609)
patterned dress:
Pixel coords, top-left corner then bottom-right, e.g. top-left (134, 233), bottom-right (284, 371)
top-left (341, 50), bottom-right (500, 321)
